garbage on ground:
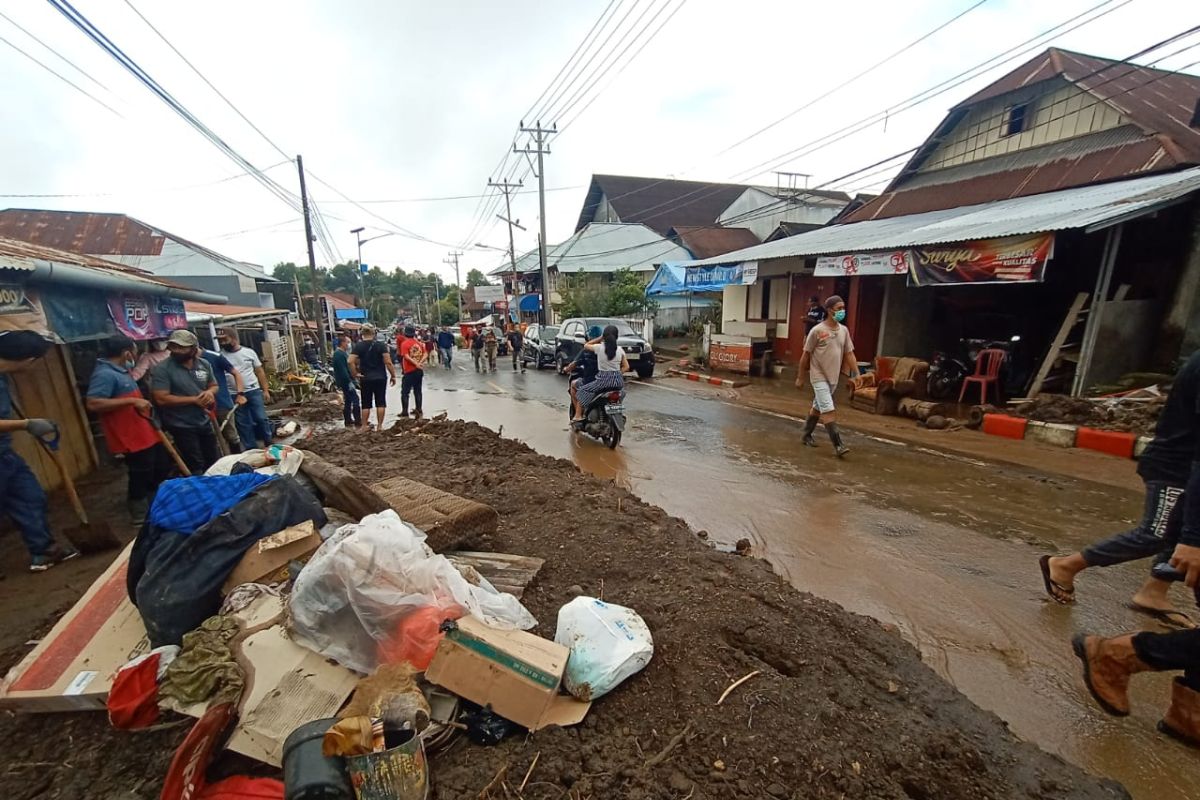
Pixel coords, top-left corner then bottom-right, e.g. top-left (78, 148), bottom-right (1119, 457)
top-left (425, 615), bottom-right (591, 731)
top-left (221, 519), bottom-right (322, 594)
top-left (555, 596), bottom-right (654, 702)
top-left (288, 510), bottom-right (536, 675)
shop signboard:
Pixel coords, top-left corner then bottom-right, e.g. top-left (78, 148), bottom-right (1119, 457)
top-left (815, 251), bottom-right (912, 277)
top-left (909, 234), bottom-right (1054, 286)
top-left (709, 340), bottom-right (752, 374)
top-left (107, 294), bottom-right (188, 340)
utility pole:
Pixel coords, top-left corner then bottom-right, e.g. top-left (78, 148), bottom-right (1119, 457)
top-left (444, 251), bottom-right (464, 323)
top-left (296, 155), bottom-right (327, 360)
top-left (489, 178), bottom-right (523, 322)
top-left (516, 122), bottom-right (555, 325)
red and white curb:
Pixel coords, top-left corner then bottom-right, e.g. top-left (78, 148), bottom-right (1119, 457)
top-left (666, 367), bottom-right (749, 388)
top-left (981, 413), bottom-right (1150, 460)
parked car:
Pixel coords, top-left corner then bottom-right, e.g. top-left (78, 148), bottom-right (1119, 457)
top-left (555, 317), bottom-right (655, 379)
top-left (520, 324), bottom-right (559, 370)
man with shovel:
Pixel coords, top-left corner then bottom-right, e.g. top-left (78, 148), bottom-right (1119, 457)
top-left (86, 335), bottom-right (174, 525)
top-left (0, 331), bottom-right (79, 572)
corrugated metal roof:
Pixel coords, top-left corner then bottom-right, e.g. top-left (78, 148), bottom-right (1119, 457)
top-left (552, 223), bottom-right (691, 273)
top-left (683, 166), bottom-right (1200, 267)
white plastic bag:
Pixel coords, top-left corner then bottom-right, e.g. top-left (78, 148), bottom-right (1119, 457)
top-left (288, 510), bottom-right (537, 674)
top-left (555, 597), bottom-right (653, 701)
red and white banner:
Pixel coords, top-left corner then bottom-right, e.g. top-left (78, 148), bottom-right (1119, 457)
top-left (814, 251), bottom-right (912, 277)
top-left (909, 234), bottom-right (1054, 285)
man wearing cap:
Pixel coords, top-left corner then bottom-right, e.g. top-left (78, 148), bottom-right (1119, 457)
top-left (150, 330), bottom-right (220, 474)
top-left (0, 331), bottom-right (80, 571)
top-left (797, 295), bottom-right (859, 458)
top-left (86, 335), bottom-right (173, 524)
top-left (216, 328), bottom-right (273, 450)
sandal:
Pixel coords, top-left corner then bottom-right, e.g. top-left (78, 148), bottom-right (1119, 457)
top-left (1128, 603), bottom-right (1197, 630)
top-left (1039, 555), bottom-right (1075, 605)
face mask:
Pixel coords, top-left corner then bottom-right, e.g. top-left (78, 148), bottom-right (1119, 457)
top-left (833, 309), bottom-right (846, 323)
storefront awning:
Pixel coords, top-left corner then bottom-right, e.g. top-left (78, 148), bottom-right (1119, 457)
top-left (680, 166), bottom-right (1200, 269)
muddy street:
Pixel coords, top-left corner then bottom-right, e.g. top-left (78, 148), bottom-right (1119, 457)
top-left (366, 357), bottom-right (1197, 799)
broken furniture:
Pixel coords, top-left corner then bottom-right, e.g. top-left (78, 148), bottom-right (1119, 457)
top-left (849, 356), bottom-right (930, 415)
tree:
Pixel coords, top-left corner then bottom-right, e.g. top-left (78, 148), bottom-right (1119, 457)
top-left (465, 269), bottom-right (492, 288)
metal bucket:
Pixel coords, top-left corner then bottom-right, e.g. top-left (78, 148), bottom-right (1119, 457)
top-left (344, 728), bottom-right (428, 800)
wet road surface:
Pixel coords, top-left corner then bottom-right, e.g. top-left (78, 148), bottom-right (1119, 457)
top-left (374, 355), bottom-right (1196, 798)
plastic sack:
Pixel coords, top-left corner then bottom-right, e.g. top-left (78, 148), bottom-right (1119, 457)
top-left (555, 597), bottom-right (653, 701)
top-left (289, 510), bottom-right (536, 674)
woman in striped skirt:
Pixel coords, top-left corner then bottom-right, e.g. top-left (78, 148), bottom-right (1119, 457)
top-left (573, 325), bottom-right (629, 422)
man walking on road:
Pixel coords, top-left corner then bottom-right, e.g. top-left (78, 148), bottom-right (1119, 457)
top-left (437, 327), bottom-right (456, 370)
top-left (350, 323), bottom-right (395, 431)
top-left (506, 325), bottom-right (525, 372)
top-left (331, 334), bottom-right (361, 428)
top-left (150, 330), bottom-right (221, 475)
top-left (0, 331), bottom-right (79, 572)
top-left (796, 295), bottom-right (858, 457)
top-left (86, 335), bottom-right (173, 524)
top-left (217, 329), bottom-right (273, 450)
top-left (398, 325), bottom-right (427, 419)
top-left (1040, 350), bottom-right (1200, 626)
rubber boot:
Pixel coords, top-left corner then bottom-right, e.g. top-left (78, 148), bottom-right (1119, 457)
top-left (1159, 677), bottom-right (1200, 747)
top-left (1071, 633), bottom-right (1151, 716)
top-left (827, 422), bottom-right (849, 458)
top-left (802, 413), bottom-right (820, 447)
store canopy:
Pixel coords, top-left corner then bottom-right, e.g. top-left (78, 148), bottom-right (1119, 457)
top-left (680, 165), bottom-right (1200, 268)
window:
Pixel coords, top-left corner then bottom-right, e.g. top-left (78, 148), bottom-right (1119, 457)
top-left (1004, 102), bottom-right (1030, 136)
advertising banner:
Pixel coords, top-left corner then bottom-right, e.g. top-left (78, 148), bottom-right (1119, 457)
top-left (815, 251), bottom-right (912, 277)
top-left (909, 234), bottom-right (1054, 286)
top-left (107, 294), bottom-right (188, 340)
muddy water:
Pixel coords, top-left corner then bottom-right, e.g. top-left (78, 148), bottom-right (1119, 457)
top-left (402, 371), bottom-right (1196, 799)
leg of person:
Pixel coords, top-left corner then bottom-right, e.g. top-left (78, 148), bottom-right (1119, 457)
top-left (1043, 481), bottom-right (1184, 607)
top-left (246, 389), bottom-right (273, 447)
top-left (0, 450), bottom-right (72, 569)
top-left (412, 369), bottom-right (424, 417)
top-left (167, 426), bottom-right (206, 475)
top-left (400, 373), bottom-right (413, 417)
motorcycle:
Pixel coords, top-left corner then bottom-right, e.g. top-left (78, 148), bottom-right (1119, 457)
top-left (565, 352), bottom-right (626, 449)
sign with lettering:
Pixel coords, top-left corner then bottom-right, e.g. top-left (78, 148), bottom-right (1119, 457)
top-left (909, 234), bottom-right (1054, 285)
top-left (815, 251), bottom-right (912, 277)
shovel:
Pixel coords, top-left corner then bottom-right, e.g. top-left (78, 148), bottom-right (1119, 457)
top-left (12, 399), bottom-right (120, 554)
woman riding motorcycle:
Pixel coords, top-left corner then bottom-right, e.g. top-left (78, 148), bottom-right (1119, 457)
top-left (571, 325), bottom-right (629, 423)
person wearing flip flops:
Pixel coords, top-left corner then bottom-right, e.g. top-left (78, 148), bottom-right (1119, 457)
top-left (1040, 351), bottom-right (1200, 629)
top-left (0, 331), bottom-right (80, 572)
top-left (1071, 500), bottom-right (1200, 747)
top-left (796, 295), bottom-right (858, 458)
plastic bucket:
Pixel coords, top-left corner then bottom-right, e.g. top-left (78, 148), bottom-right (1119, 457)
top-left (282, 717), bottom-right (354, 800)
top-left (345, 728), bottom-right (428, 800)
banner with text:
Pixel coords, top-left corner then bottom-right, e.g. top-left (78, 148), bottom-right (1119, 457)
top-left (107, 294), bottom-right (188, 340)
top-left (815, 251), bottom-right (912, 277)
top-left (909, 234), bottom-right (1054, 286)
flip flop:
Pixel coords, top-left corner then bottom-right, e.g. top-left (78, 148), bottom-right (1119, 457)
top-left (1128, 603), bottom-right (1197, 630)
top-left (1072, 633), bottom-right (1129, 717)
top-left (1039, 555), bottom-right (1075, 605)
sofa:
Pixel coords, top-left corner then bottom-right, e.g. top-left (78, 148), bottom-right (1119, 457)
top-left (848, 356), bottom-right (929, 415)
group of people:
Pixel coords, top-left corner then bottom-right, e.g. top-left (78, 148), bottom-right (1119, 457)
top-left (0, 325), bottom-right (277, 573)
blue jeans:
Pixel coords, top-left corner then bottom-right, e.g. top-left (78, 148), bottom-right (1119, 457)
top-left (235, 389), bottom-right (273, 450)
top-left (0, 449), bottom-right (53, 557)
top-left (440, 346), bottom-right (453, 368)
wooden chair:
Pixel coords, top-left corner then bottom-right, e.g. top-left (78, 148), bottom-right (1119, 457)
top-left (959, 348), bottom-right (1005, 404)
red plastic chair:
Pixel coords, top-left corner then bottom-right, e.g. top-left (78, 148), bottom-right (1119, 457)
top-left (959, 348), bottom-right (1006, 404)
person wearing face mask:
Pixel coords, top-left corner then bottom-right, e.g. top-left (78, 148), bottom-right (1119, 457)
top-left (796, 295), bottom-right (859, 457)
top-left (85, 335), bottom-right (173, 524)
top-left (150, 329), bottom-right (220, 474)
top-left (216, 328), bottom-right (273, 450)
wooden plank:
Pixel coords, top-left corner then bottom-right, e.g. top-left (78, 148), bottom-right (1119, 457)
top-left (1027, 292), bottom-right (1088, 398)
top-left (446, 551), bottom-right (546, 599)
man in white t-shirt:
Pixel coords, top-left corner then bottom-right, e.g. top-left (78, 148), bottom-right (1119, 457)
top-left (217, 328), bottom-right (274, 449)
top-left (796, 295), bottom-right (858, 457)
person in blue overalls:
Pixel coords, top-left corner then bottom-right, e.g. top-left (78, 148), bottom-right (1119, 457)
top-left (0, 331), bottom-right (80, 572)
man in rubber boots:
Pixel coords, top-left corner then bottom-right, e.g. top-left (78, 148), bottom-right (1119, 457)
top-left (0, 331), bottom-right (80, 571)
top-left (796, 295), bottom-right (859, 457)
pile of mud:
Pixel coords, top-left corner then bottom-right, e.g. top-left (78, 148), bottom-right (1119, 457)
top-left (1014, 394), bottom-right (1163, 437)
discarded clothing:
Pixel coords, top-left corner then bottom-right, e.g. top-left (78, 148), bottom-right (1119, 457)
top-left (130, 476), bottom-right (326, 646)
top-left (149, 473), bottom-right (276, 534)
top-left (159, 615), bottom-right (244, 709)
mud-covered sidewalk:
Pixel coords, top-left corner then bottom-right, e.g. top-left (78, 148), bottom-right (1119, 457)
top-left (0, 419), bottom-right (1130, 799)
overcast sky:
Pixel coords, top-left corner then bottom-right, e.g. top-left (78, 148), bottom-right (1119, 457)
top-left (1, 0), bottom-right (1196, 285)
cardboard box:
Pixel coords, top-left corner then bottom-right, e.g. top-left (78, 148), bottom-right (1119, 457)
top-left (0, 544), bottom-right (152, 712)
top-left (221, 520), bottom-right (321, 594)
top-left (425, 616), bottom-right (589, 731)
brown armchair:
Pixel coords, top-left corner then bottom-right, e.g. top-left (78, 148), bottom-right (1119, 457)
top-left (848, 356), bottom-right (929, 415)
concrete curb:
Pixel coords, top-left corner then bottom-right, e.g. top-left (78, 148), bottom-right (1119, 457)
top-left (666, 368), bottom-right (749, 388)
top-left (981, 413), bottom-right (1150, 460)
